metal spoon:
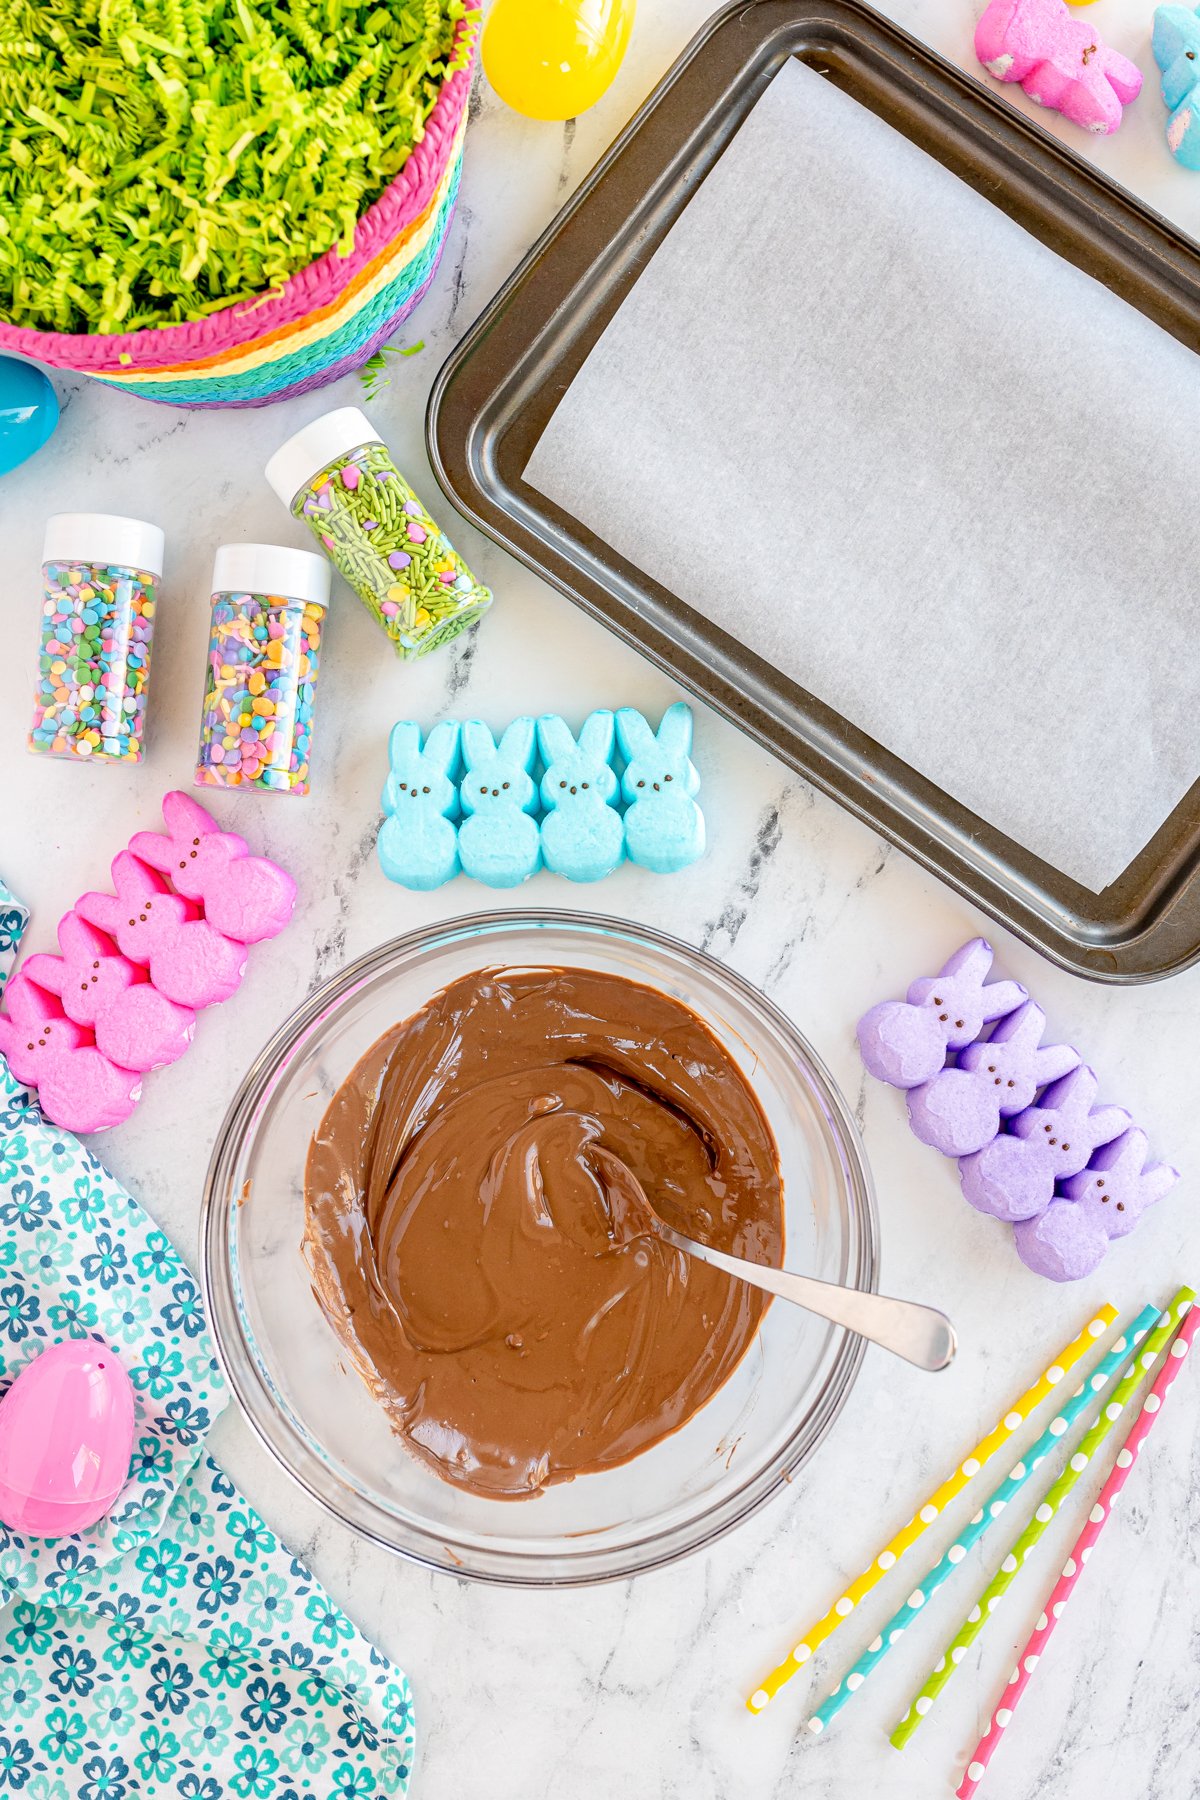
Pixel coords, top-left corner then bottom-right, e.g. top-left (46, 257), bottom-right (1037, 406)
top-left (593, 1149), bottom-right (956, 1372)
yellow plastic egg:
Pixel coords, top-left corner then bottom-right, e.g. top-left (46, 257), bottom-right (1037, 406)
top-left (482, 0), bottom-right (636, 121)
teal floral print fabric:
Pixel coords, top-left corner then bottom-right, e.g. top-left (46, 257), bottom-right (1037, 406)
top-left (0, 889), bottom-right (415, 1799)
top-left (0, 883), bottom-right (27, 1001)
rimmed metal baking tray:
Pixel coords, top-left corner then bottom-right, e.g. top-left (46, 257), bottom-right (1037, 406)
top-left (427, 0), bottom-right (1200, 983)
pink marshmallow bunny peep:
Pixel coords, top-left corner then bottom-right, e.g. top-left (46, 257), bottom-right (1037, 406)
top-left (77, 852), bottom-right (246, 1010)
top-left (975, 0), bottom-right (1143, 136)
top-left (20, 912), bottom-right (195, 1074)
top-left (129, 791), bottom-right (295, 944)
top-left (0, 970), bottom-right (141, 1133)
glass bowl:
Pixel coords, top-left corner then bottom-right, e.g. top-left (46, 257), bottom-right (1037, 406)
top-left (200, 910), bottom-right (877, 1586)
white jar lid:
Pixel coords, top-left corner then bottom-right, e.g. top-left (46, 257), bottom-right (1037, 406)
top-left (264, 406), bottom-right (381, 505)
top-left (211, 543), bottom-right (332, 609)
top-left (43, 513), bottom-right (165, 576)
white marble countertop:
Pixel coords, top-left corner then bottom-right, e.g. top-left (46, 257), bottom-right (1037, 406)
top-left (2, 2), bottom-right (1199, 1795)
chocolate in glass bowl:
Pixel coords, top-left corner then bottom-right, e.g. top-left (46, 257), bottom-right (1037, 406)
top-left (303, 966), bottom-right (784, 1499)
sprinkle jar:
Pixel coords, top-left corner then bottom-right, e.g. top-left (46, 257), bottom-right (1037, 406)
top-left (29, 513), bottom-right (164, 764)
top-left (265, 405), bottom-right (493, 659)
top-left (195, 544), bottom-right (331, 798)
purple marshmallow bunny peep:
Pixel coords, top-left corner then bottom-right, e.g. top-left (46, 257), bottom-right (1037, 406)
top-left (959, 1065), bottom-right (1131, 1222)
top-left (906, 1001), bottom-right (1080, 1157)
top-left (1014, 1129), bottom-right (1180, 1281)
top-left (857, 938), bottom-right (1026, 1089)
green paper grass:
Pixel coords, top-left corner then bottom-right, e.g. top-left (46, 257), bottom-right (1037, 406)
top-left (0, 0), bottom-right (471, 334)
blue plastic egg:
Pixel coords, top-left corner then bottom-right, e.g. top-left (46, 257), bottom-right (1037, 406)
top-left (0, 357), bottom-right (58, 477)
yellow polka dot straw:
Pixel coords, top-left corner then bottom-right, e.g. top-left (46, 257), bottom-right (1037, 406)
top-left (802, 1302), bottom-right (1150, 1737)
top-left (889, 1287), bottom-right (1194, 1751)
top-left (744, 1303), bottom-right (1118, 1715)
top-left (955, 1292), bottom-right (1198, 1800)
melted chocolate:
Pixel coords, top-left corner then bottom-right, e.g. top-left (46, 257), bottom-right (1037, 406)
top-left (302, 968), bottom-right (784, 1499)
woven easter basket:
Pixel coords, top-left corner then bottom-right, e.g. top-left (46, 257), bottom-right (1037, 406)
top-left (0, 10), bottom-right (478, 409)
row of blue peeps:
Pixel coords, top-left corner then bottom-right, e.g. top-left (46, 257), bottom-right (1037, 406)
top-left (377, 703), bottom-right (704, 890)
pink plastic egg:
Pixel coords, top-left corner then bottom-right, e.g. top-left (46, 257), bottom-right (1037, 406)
top-left (0, 1341), bottom-right (135, 1535)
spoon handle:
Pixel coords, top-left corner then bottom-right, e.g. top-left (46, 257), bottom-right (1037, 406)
top-left (656, 1227), bottom-right (956, 1372)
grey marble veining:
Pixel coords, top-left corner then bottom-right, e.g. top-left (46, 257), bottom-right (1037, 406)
top-left (1, 2), bottom-right (1198, 1795)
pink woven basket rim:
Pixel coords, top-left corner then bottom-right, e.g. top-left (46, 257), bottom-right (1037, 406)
top-left (0, 7), bottom-right (477, 371)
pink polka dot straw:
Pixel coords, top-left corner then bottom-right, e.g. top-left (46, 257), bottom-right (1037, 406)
top-left (956, 1292), bottom-right (1198, 1800)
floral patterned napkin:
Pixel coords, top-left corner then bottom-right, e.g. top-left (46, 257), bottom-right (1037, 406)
top-left (0, 882), bottom-right (415, 1800)
top-left (0, 884), bottom-right (27, 1001)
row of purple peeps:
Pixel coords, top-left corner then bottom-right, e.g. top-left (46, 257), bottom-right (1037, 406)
top-left (377, 703), bottom-right (704, 890)
top-left (857, 939), bottom-right (1179, 1283)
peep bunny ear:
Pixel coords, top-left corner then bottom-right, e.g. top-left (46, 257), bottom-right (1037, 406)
top-left (980, 979), bottom-right (1027, 1023)
top-left (1040, 1065), bottom-right (1099, 1114)
top-left (537, 715), bottom-right (577, 764)
top-left (424, 719), bottom-right (461, 775)
top-left (497, 718), bottom-right (535, 770)
top-left (163, 790), bottom-right (219, 842)
top-left (110, 850), bottom-right (166, 899)
top-left (1141, 1160), bottom-right (1182, 1207)
top-left (461, 720), bottom-right (497, 770)
top-left (1032, 1041), bottom-right (1081, 1087)
top-left (129, 830), bottom-right (174, 876)
top-left (992, 1001), bottom-right (1045, 1048)
top-left (615, 708), bottom-right (655, 761)
top-left (21, 952), bottom-right (66, 997)
top-left (3, 971), bottom-right (57, 1024)
top-left (1087, 1103), bottom-right (1133, 1149)
top-left (388, 722), bottom-right (421, 770)
top-left (942, 938), bottom-right (994, 986)
top-left (77, 889), bottom-right (121, 935)
top-left (578, 710), bottom-right (615, 764)
top-left (654, 702), bottom-right (693, 760)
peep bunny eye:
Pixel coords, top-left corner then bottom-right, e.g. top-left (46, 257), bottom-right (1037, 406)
top-left (399, 782), bottom-right (408, 791)
top-left (1097, 1179), bottom-right (1105, 1188)
top-left (637, 780), bottom-right (645, 788)
top-left (664, 774), bottom-right (673, 782)
top-left (581, 782), bottom-right (589, 790)
top-left (559, 781), bottom-right (566, 789)
top-left (1116, 1201), bottom-right (1125, 1211)
top-left (92, 962), bottom-right (99, 970)
top-left (192, 838), bottom-right (200, 846)
top-left (422, 786), bottom-right (430, 795)
top-left (502, 782), bottom-right (510, 791)
top-left (128, 919), bottom-right (136, 927)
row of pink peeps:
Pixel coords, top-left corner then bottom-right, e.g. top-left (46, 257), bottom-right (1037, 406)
top-left (0, 791), bottom-right (295, 1134)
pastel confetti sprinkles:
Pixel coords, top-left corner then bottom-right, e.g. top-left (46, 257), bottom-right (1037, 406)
top-left (744, 1304), bottom-right (1117, 1712)
top-left (195, 591), bottom-right (324, 797)
top-left (30, 561), bottom-right (157, 763)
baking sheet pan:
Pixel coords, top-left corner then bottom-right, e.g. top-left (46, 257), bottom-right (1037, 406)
top-left (427, 0), bottom-right (1200, 982)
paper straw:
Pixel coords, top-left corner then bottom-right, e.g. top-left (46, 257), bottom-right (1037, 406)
top-left (745, 1303), bottom-right (1117, 1713)
top-left (956, 1293), bottom-right (1198, 1800)
top-left (890, 1287), bottom-right (1194, 1749)
top-left (803, 1302), bottom-right (1148, 1736)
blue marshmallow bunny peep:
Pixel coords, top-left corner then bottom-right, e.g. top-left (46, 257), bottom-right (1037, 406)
top-left (377, 719), bottom-right (461, 890)
top-left (458, 717), bottom-right (542, 887)
top-left (1153, 4), bottom-right (1200, 166)
top-left (615, 702), bottom-right (704, 873)
top-left (537, 710), bottom-right (625, 881)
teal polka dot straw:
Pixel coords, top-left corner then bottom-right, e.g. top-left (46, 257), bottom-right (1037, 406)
top-left (805, 1302), bottom-right (1159, 1736)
